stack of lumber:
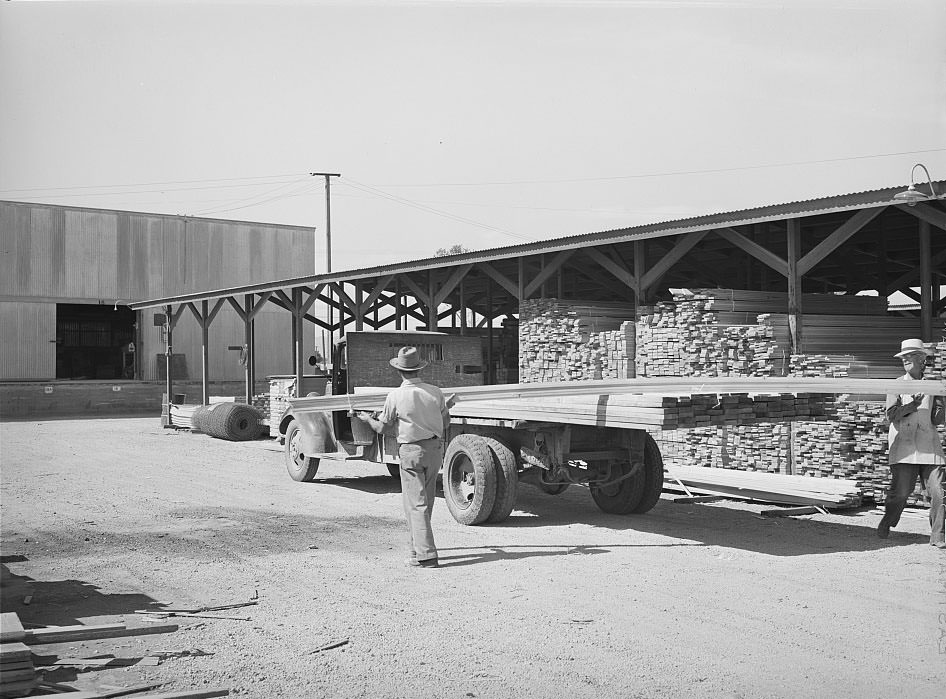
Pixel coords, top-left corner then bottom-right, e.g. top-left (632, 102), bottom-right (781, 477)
top-left (518, 298), bottom-right (636, 382)
top-left (1, 613), bottom-right (37, 697)
top-left (677, 288), bottom-right (888, 315)
top-left (252, 392), bottom-right (271, 425)
top-left (657, 422), bottom-right (793, 474)
top-left (635, 291), bottom-right (790, 377)
top-left (664, 465), bottom-right (863, 507)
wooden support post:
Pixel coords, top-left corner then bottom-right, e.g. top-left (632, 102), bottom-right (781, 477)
top-left (517, 257), bottom-right (525, 303)
top-left (395, 280), bottom-right (403, 331)
top-left (244, 294), bottom-right (253, 404)
top-left (164, 304), bottom-right (173, 427)
top-left (200, 299), bottom-right (209, 406)
top-left (633, 241), bottom-right (645, 304)
top-left (919, 220), bottom-right (933, 341)
top-left (459, 278), bottom-right (466, 336)
top-left (293, 288), bottom-right (304, 391)
top-left (787, 218), bottom-right (803, 353)
top-left (486, 274), bottom-right (494, 385)
top-left (354, 281), bottom-right (364, 331)
top-left (428, 271), bottom-right (437, 331)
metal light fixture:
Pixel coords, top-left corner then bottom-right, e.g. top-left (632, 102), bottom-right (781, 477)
top-left (893, 163), bottom-right (940, 206)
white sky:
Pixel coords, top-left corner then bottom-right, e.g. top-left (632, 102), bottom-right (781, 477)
top-left (1, 0), bottom-right (944, 274)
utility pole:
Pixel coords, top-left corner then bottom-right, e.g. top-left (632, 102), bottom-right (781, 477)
top-left (311, 173), bottom-right (340, 372)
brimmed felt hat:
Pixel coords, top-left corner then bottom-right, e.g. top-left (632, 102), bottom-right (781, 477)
top-left (390, 346), bottom-right (428, 372)
top-left (894, 338), bottom-right (932, 358)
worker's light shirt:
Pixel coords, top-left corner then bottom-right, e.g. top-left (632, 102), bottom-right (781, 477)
top-left (886, 373), bottom-right (946, 466)
top-left (378, 377), bottom-right (448, 444)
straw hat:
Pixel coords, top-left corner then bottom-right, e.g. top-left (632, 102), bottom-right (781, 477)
top-left (390, 346), bottom-right (428, 372)
top-left (894, 338), bottom-right (932, 358)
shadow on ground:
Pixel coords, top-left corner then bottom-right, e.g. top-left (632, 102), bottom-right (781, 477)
top-left (0, 562), bottom-right (164, 627)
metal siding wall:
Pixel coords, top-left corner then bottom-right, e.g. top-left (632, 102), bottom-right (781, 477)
top-left (0, 301), bottom-right (55, 379)
top-left (0, 201), bottom-right (314, 383)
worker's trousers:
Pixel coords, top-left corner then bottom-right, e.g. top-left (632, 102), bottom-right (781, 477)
top-left (398, 437), bottom-right (443, 561)
top-left (882, 463), bottom-right (945, 544)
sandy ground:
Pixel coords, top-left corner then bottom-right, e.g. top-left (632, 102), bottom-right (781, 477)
top-left (1, 417), bottom-right (945, 699)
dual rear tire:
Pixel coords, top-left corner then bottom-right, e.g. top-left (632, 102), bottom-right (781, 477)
top-left (442, 434), bottom-right (519, 525)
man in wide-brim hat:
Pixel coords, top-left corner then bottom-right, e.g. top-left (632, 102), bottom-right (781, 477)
top-left (879, 339), bottom-right (945, 548)
top-left (355, 346), bottom-right (449, 568)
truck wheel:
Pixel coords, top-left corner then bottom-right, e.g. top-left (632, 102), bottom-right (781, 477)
top-left (387, 463), bottom-right (401, 480)
top-left (590, 433), bottom-right (664, 515)
top-left (285, 420), bottom-right (320, 482)
top-left (483, 437), bottom-right (518, 524)
top-left (631, 433), bottom-right (664, 514)
top-left (443, 434), bottom-right (497, 526)
top-left (590, 458), bottom-right (643, 514)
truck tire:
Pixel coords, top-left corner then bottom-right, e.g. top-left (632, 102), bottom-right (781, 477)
top-left (590, 433), bottom-right (664, 515)
top-left (285, 420), bottom-right (320, 482)
top-left (631, 433), bottom-right (664, 514)
top-left (443, 434), bottom-right (497, 526)
top-left (483, 436), bottom-right (518, 524)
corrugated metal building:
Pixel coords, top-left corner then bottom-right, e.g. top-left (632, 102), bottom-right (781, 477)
top-left (0, 200), bottom-right (315, 383)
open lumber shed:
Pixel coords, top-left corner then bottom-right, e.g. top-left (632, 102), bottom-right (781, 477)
top-left (130, 181), bottom-right (946, 407)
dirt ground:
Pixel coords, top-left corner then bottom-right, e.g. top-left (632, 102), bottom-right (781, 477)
top-left (1, 417), bottom-right (945, 699)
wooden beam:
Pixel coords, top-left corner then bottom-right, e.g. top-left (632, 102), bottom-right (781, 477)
top-left (226, 296), bottom-right (247, 321)
top-left (919, 220), bottom-right (933, 340)
top-left (398, 274), bottom-right (430, 306)
top-left (899, 202), bottom-right (946, 232)
top-left (524, 250), bottom-right (574, 298)
top-left (640, 230), bottom-right (709, 292)
top-left (887, 249), bottom-right (946, 292)
top-left (360, 275), bottom-right (394, 313)
top-left (478, 262), bottom-right (518, 298)
top-left (434, 264), bottom-right (474, 307)
top-left (797, 207), bottom-right (884, 276)
top-left (786, 218), bottom-right (803, 353)
top-left (583, 246), bottom-right (638, 289)
top-left (714, 227), bottom-right (789, 277)
top-left (246, 291), bottom-right (273, 321)
top-left (206, 297), bottom-right (227, 326)
top-left (301, 283), bottom-right (325, 315)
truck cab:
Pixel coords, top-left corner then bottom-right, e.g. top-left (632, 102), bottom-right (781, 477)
top-left (279, 330), bottom-right (484, 479)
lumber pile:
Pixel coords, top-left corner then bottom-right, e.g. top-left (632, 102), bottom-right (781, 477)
top-left (518, 298), bottom-right (636, 382)
top-left (664, 465), bottom-right (863, 507)
top-left (1, 612), bottom-right (37, 697)
top-left (657, 422), bottom-right (794, 474)
top-left (453, 392), bottom-right (833, 431)
top-left (635, 290), bottom-right (790, 377)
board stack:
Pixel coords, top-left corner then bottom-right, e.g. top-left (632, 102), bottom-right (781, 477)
top-left (1, 613), bottom-right (38, 697)
top-left (634, 290), bottom-right (791, 378)
top-left (790, 340), bottom-right (946, 504)
top-left (518, 299), bottom-right (636, 382)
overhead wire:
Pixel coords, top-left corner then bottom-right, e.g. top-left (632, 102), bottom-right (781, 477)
top-left (339, 177), bottom-right (536, 242)
top-left (365, 147), bottom-right (946, 187)
top-left (186, 176), bottom-right (315, 217)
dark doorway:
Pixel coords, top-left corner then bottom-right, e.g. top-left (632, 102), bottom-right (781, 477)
top-left (56, 304), bottom-right (137, 379)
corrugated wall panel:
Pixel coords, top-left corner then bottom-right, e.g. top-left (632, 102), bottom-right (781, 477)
top-left (0, 203), bottom-right (24, 295)
top-left (0, 301), bottom-right (55, 379)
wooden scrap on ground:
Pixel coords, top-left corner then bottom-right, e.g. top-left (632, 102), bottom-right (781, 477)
top-left (309, 638), bottom-right (348, 654)
top-left (760, 505), bottom-right (824, 517)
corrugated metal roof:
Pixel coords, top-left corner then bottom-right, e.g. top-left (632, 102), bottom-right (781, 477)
top-left (130, 180), bottom-right (943, 309)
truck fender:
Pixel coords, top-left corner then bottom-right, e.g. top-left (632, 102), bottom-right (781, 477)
top-left (283, 410), bottom-right (337, 455)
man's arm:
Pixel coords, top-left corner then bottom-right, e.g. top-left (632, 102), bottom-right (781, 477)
top-left (886, 393), bottom-right (920, 423)
top-left (355, 410), bottom-right (387, 435)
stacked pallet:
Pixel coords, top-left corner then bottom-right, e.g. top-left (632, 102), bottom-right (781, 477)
top-left (518, 299), bottom-right (636, 382)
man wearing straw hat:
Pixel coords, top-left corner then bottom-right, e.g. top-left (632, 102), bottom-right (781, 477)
top-left (355, 346), bottom-right (450, 568)
top-left (878, 339), bottom-right (946, 547)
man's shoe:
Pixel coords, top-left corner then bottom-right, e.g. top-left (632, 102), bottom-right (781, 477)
top-left (406, 557), bottom-right (439, 568)
top-left (931, 541), bottom-right (946, 550)
top-left (877, 519), bottom-right (890, 539)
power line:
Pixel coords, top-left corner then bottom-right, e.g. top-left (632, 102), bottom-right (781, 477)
top-left (340, 178), bottom-right (536, 241)
top-left (0, 172), bottom-right (312, 196)
top-left (367, 147), bottom-right (946, 187)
